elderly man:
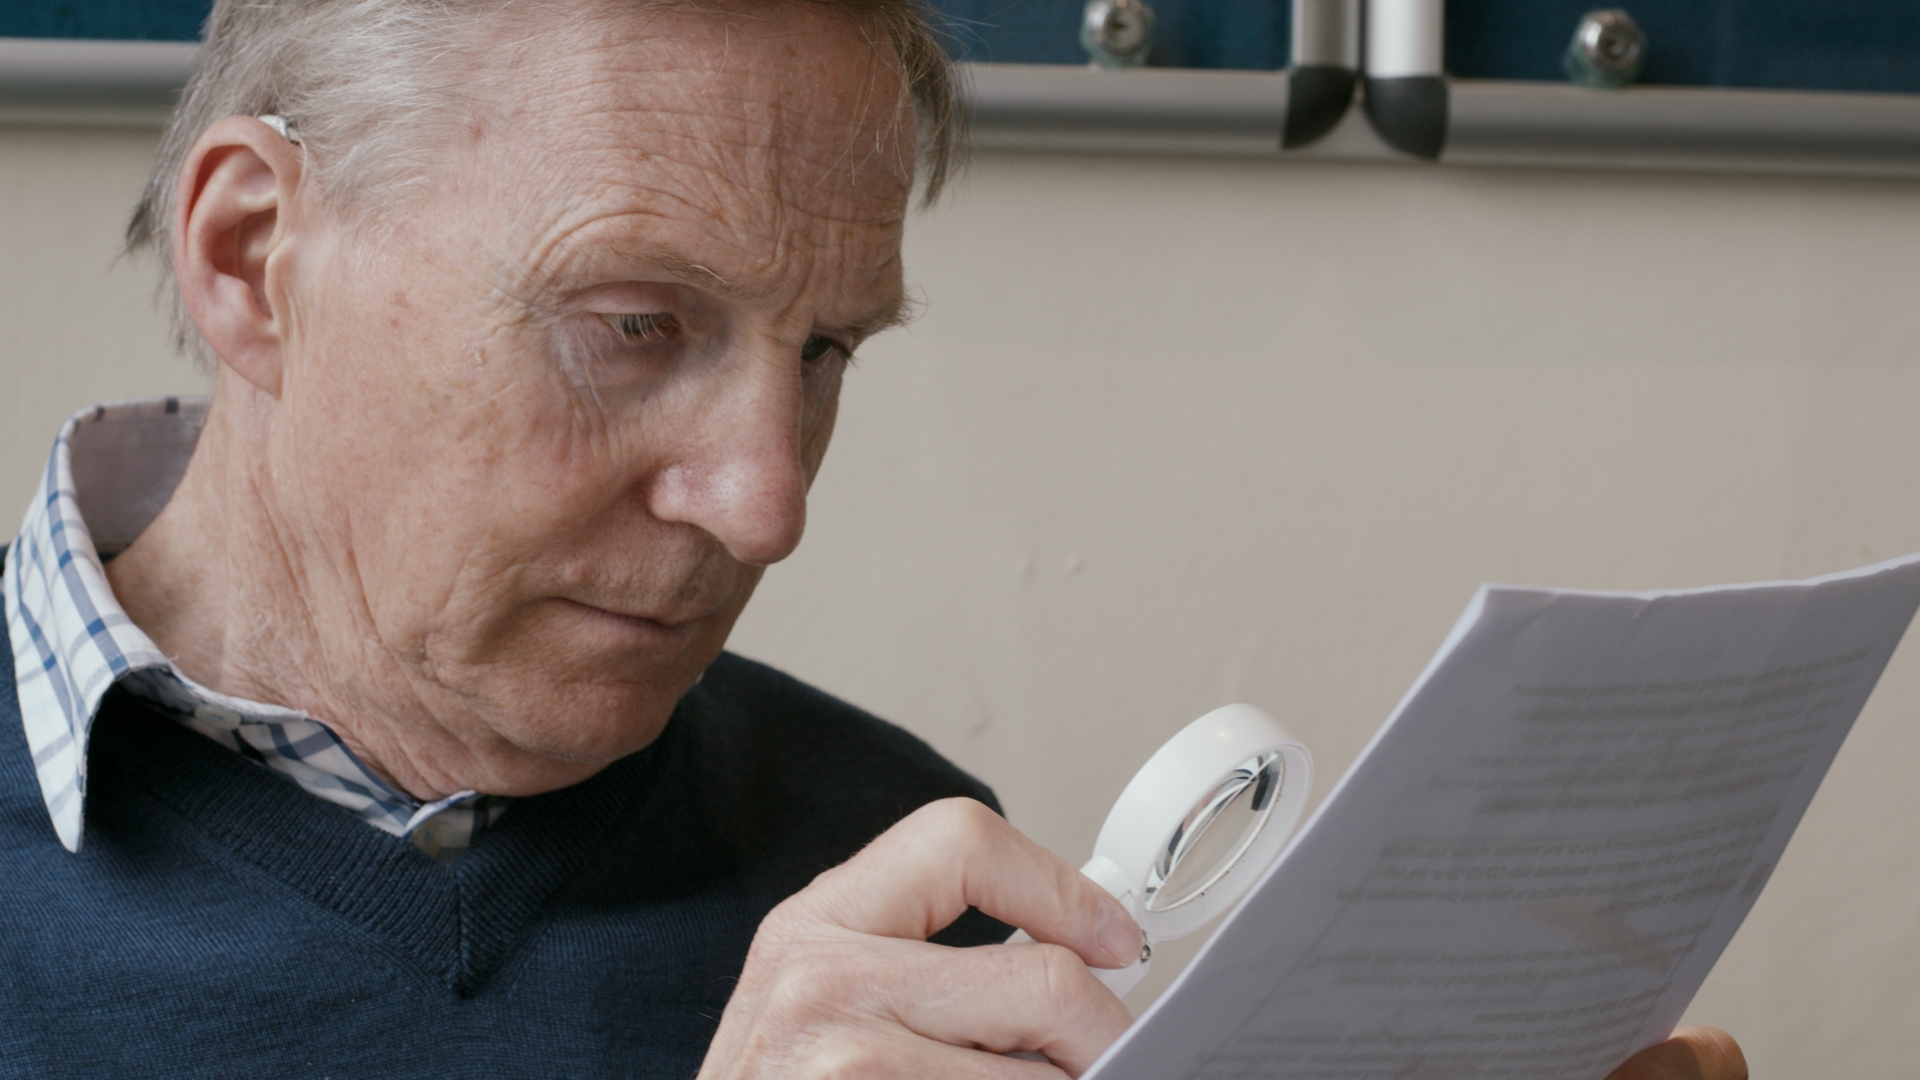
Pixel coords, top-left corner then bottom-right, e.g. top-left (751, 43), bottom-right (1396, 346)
top-left (0, 0), bottom-right (1747, 1076)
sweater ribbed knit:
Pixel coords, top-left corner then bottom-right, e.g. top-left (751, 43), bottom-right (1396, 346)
top-left (0, 612), bottom-right (1008, 1078)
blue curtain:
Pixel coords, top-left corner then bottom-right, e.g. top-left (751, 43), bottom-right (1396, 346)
top-left (935, 0), bottom-right (1290, 69)
top-left (0, 0), bottom-right (207, 41)
top-left (1449, 0), bottom-right (1920, 94)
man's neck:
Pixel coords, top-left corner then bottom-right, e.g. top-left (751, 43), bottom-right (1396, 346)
top-left (102, 375), bottom-right (593, 802)
top-left (105, 400), bottom-right (238, 693)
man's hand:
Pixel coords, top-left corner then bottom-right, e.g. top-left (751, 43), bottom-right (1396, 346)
top-left (701, 799), bottom-right (1749, 1080)
top-left (699, 798), bottom-right (1141, 1078)
top-left (1605, 1027), bottom-right (1748, 1080)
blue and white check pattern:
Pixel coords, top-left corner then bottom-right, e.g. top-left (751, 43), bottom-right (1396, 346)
top-left (4, 399), bottom-right (508, 862)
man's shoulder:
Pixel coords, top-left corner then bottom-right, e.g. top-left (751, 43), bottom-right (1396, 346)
top-left (687, 651), bottom-right (999, 815)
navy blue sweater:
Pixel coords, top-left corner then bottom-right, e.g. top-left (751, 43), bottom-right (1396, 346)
top-left (0, 617), bottom-right (1008, 1077)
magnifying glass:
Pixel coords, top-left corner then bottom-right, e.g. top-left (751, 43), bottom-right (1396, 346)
top-left (1007, 704), bottom-right (1312, 998)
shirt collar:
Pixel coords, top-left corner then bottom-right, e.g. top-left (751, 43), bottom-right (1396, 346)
top-left (5, 398), bottom-right (503, 858)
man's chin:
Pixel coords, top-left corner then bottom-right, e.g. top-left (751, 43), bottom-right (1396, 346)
top-left (470, 669), bottom-right (700, 778)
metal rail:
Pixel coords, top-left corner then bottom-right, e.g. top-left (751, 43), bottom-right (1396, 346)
top-left (0, 38), bottom-right (196, 126)
top-left (968, 63), bottom-right (1920, 179)
top-left (1444, 80), bottom-right (1920, 177)
top-left (5, 37), bottom-right (1920, 179)
top-left (965, 63), bottom-right (1296, 157)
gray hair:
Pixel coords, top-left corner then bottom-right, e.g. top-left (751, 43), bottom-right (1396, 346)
top-left (125, 0), bottom-right (963, 366)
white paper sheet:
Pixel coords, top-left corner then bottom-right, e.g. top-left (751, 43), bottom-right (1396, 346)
top-left (1088, 554), bottom-right (1920, 1080)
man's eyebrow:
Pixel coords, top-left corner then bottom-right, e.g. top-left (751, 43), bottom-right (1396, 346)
top-left (840, 291), bottom-right (915, 341)
top-left (632, 245), bottom-right (914, 341)
top-left (644, 248), bottom-right (741, 295)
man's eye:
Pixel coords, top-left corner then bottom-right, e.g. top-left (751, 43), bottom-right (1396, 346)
top-left (800, 334), bottom-right (841, 363)
top-left (602, 312), bottom-right (674, 341)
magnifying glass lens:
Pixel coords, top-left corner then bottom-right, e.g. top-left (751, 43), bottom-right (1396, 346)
top-left (1144, 751), bottom-right (1283, 913)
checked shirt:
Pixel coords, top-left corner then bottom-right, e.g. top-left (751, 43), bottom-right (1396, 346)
top-left (4, 398), bottom-right (506, 861)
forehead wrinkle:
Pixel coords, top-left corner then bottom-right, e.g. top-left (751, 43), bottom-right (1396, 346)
top-left (571, 22), bottom-right (913, 200)
top-left (792, 33), bottom-right (915, 202)
top-left (648, 83), bottom-right (904, 173)
top-left (478, 120), bottom-right (905, 313)
top-left (528, 201), bottom-right (902, 326)
top-left (463, 2), bottom-right (911, 322)
top-left (614, 142), bottom-right (902, 271)
top-left (541, 106), bottom-right (903, 243)
top-left (499, 146), bottom-right (790, 296)
top-left (497, 9), bottom-right (914, 231)
top-left (711, 69), bottom-right (914, 199)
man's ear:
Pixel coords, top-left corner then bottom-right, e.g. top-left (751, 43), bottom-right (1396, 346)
top-left (173, 115), bottom-right (307, 398)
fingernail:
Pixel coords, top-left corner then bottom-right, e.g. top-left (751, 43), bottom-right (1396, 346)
top-left (1096, 902), bottom-right (1142, 968)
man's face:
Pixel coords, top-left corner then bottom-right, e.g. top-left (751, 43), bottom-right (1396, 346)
top-left (267, 2), bottom-right (913, 789)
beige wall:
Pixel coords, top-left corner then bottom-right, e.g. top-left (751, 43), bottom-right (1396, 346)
top-left (0, 125), bottom-right (206, 491)
top-left (6, 120), bottom-right (1920, 1074)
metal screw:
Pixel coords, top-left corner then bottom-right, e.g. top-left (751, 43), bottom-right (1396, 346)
top-left (1082, 0), bottom-right (1155, 70)
top-left (1563, 9), bottom-right (1647, 89)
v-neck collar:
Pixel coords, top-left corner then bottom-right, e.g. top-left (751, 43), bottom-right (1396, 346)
top-left (86, 687), bottom-right (679, 995)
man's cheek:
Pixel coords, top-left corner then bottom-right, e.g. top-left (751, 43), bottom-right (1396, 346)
top-left (427, 411), bottom-right (590, 531)
top-left (800, 384), bottom-right (842, 487)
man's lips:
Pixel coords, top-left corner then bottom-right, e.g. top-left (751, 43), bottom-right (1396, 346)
top-left (561, 598), bottom-right (702, 637)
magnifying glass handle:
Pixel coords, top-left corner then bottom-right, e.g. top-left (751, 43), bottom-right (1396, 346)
top-left (1002, 855), bottom-right (1153, 999)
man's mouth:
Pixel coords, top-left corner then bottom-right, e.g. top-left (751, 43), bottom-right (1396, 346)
top-left (561, 598), bottom-right (701, 639)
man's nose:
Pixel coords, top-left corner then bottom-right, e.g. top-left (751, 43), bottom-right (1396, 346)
top-left (645, 356), bottom-right (811, 568)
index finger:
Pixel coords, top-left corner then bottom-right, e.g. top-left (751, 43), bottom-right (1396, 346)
top-left (1605, 1027), bottom-right (1747, 1080)
top-left (789, 798), bottom-right (1143, 971)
